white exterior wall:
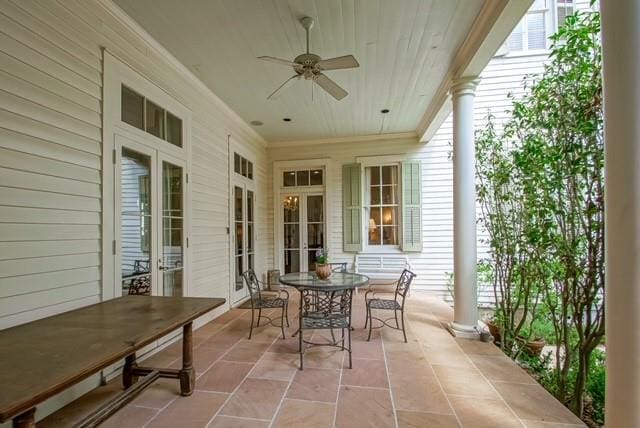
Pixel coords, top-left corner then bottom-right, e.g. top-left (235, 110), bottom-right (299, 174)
top-left (0, 0), bottom-right (268, 329)
top-left (267, 54), bottom-right (549, 305)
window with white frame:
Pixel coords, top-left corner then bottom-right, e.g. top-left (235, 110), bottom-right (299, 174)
top-left (365, 165), bottom-right (400, 248)
top-left (506, 0), bottom-right (574, 53)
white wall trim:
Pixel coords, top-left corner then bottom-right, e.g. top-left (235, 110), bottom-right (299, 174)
top-left (272, 158), bottom-right (333, 272)
top-left (268, 132), bottom-right (418, 149)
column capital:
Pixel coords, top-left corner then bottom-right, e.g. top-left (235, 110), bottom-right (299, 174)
top-left (450, 76), bottom-right (480, 97)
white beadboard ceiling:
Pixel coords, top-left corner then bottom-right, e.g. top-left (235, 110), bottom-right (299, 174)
top-left (114, 0), bottom-right (486, 143)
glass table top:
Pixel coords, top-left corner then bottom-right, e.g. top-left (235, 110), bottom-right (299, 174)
top-left (279, 272), bottom-right (370, 291)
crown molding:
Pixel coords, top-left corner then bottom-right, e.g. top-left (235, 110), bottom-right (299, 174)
top-left (268, 131), bottom-right (419, 149)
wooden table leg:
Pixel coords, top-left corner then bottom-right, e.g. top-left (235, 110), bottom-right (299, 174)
top-left (13, 407), bottom-right (35, 428)
top-left (178, 322), bottom-right (195, 396)
top-left (122, 352), bottom-right (138, 389)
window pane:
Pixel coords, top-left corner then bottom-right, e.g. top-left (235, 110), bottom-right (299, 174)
top-left (242, 158), bottom-right (248, 177)
top-left (310, 169), bottom-right (323, 185)
top-left (121, 86), bottom-right (144, 130)
top-left (284, 250), bottom-right (300, 274)
top-left (235, 223), bottom-right (243, 255)
top-left (381, 185), bottom-right (397, 205)
top-left (382, 165), bottom-right (397, 185)
top-left (236, 255), bottom-right (243, 290)
top-left (284, 224), bottom-right (299, 249)
top-left (166, 111), bottom-right (182, 147)
top-left (145, 99), bottom-right (165, 139)
top-left (307, 224), bottom-right (323, 249)
top-left (527, 13), bottom-right (546, 49)
top-left (235, 186), bottom-right (243, 221)
top-left (283, 171), bottom-right (296, 186)
top-left (163, 269), bottom-right (183, 297)
top-left (382, 226), bottom-right (398, 245)
top-left (368, 226), bottom-right (381, 245)
top-left (382, 206), bottom-right (397, 225)
top-left (234, 153), bottom-right (241, 174)
top-left (163, 162), bottom-right (182, 217)
top-left (307, 195), bottom-right (323, 223)
top-left (369, 166), bottom-right (380, 185)
top-left (369, 207), bottom-right (381, 229)
top-left (247, 190), bottom-right (254, 222)
top-left (247, 222), bottom-right (254, 252)
top-left (370, 186), bottom-right (381, 205)
top-left (507, 21), bottom-right (524, 51)
top-left (283, 196), bottom-right (299, 222)
top-left (296, 170), bottom-right (309, 186)
top-left (248, 161), bottom-right (254, 180)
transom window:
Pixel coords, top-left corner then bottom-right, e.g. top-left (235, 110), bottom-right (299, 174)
top-left (283, 169), bottom-right (323, 187)
top-left (234, 153), bottom-right (253, 179)
top-left (365, 165), bottom-right (399, 247)
top-left (121, 85), bottom-right (183, 147)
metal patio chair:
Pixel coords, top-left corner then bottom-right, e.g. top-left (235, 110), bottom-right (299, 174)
top-left (242, 269), bottom-right (289, 340)
top-left (364, 269), bottom-right (416, 342)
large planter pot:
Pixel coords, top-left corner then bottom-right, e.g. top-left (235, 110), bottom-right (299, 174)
top-left (315, 263), bottom-right (332, 280)
top-left (524, 339), bottom-right (546, 357)
top-left (486, 320), bottom-right (501, 343)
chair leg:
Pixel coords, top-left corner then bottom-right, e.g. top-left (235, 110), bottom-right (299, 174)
top-left (394, 308), bottom-right (400, 329)
top-left (348, 323), bottom-right (353, 369)
top-left (367, 305), bottom-right (373, 342)
top-left (364, 300), bottom-right (369, 329)
top-left (401, 309), bottom-right (407, 343)
top-left (280, 306), bottom-right (286, 339)
top-left (284, 302), bottom-right (290, 328)
top-left (330, 328), bottom-right (336, 344)
top-left (256, 308), bottom-right (262, 327)
top-left (341, 328), bottom-right (345, 351)
top-left (248, 307), bottom-right (254, 340)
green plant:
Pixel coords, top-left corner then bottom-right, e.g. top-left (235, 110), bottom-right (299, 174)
top-left (315, 249), bottom-right (328, 264)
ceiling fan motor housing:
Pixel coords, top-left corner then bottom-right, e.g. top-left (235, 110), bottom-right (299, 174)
top-left (294, 53), bottom-right (322, 79)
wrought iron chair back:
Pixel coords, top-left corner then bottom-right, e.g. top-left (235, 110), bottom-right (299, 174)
top-left (395, 269), bottom-right (416, 303)
top-left (242, 269), bottom-right (262, 301)
top-left (328, 262), bottom-right (348, 273)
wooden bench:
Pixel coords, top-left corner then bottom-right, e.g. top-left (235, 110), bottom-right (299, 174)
top-left (0, 295), bottom-right (225, 428)
top-left (355, 254), bottom-right (410, 282)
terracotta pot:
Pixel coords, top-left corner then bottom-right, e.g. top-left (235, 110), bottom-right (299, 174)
top-left (524, 339), bottom-right (546, 357)
top-left (486, 320), bottom-right (501, 343)
top-left (316, 263), bottom-right (332, 280)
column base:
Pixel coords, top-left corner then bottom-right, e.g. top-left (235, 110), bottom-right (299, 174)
top-left (447, 322), bottom-right (480, 339)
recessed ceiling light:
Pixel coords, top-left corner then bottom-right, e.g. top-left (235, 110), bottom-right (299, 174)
top-left (250, 120), bottom-right (264, 126)
top-left (381, 109), bottom-right (390, 114)
top-left (283, 118), bottom-right (292, 122)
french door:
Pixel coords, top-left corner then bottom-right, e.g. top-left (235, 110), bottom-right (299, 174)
top-left (232, 184), bottom-right (255, 303)
top-left (282, 192), bottom-right (325, 273)
top-left (115, 135), bottom-right (186, 297)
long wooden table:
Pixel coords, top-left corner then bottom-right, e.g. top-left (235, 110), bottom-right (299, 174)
top-left (0, 296), bottom-right (225, 427)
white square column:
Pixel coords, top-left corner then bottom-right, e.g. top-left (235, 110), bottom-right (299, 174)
top-left (448, 77), bottom-right (481, 339)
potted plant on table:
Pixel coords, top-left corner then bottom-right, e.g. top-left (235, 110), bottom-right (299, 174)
top-left (315, 249), bottom-right (331, 280)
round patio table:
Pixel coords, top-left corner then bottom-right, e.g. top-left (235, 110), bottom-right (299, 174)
top-left (279, 271), bottom-right (369, 369)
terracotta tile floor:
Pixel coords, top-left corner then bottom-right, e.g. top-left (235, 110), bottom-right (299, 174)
top-left (42, 293), bottom-right (586, 427)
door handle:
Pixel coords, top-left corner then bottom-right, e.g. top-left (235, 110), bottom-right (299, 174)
top-left (158, 258), bottom-right (165, 270)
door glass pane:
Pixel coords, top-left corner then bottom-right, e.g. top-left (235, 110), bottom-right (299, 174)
top-left (162, 161), bottom-right (183, 296)
top-left (310, 169), bottom-right (323, 185)
top-left (234, 186), bottom-right (244, 291)
top-left (146, 100), bottom-right (165, 139)
top-left (284, 225), bottom-right (299, 249)
top-left (121, 148), bottom-right (152, 295)
top-left (283, 196), bottom-right (299, 222)
top-left (307, 224), bottom-right (323, 249)
top-left (247, 190), bottom-right (254, 253)
top-left (121, 86), bottom-right (144, 130)
top-left (306, 195), bottom-right (323, 223)
top-left (284, 250), bottom-right (300, 274)
top-left (166, 111), bottom-right (182, 147)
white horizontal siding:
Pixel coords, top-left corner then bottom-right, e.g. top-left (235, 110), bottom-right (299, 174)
top-left (0, 0), bottom-right (268, 332)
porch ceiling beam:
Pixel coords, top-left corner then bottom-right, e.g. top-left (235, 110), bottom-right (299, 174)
top-left (418, 0), bottom-right (533, 143)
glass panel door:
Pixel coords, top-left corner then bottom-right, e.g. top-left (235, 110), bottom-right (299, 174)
top-left (234, 186), bottom-right (244, 295)
top-left (232, 185), bottom-right (254, 303)
top-left (120, 148), bottom-right (153, 295)
top-left (283, 195), bottom-right (300, 273)
top-left (305, 194), bottom-right (324, 271)
top-left (160, 160), bottom-right (184, 296)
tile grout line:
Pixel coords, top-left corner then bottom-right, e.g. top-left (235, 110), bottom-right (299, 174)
top-left (140, 310), bottom-right (251, 427)
top-left (413, 313), bottom-right (465, 428)
top-left (331, 336), bottom-right (346, 428)
top-left (380, 330), bottom-right (399, 428)
top-left (204, 327), bottom-right (283, 427)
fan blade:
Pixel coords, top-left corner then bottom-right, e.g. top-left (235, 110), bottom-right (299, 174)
top-left (316, 55), bottom-right (359, 71)
top-left (258, 56), bottom-right (299, 67)
top-left (314, 73), bottom-right (348, 100)
top-left (267, 75), bottom-right (301, 100)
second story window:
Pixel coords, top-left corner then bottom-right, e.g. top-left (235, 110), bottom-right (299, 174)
top-left (506, 0), bottom-right (574, 54)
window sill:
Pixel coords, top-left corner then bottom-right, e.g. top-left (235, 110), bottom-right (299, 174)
top-left (360, 247), bottom-right (405, 255)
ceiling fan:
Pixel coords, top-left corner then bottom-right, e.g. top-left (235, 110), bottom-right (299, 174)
top-left (258, 16), bottom-right (359, 101)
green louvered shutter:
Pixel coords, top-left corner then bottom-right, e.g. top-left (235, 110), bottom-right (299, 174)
top-left (401, 160), bottom-right (423, 252)
top-left (343, 163), bottom-right (362, 252)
